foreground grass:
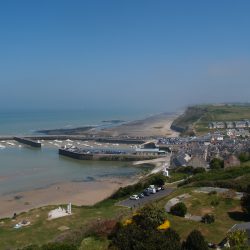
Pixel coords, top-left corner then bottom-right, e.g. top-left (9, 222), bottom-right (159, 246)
top-left (0, 200), bottom-right (128, 250)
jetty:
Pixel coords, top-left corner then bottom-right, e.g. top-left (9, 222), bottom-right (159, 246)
top-left (13, 137), bottom-right (41, 148)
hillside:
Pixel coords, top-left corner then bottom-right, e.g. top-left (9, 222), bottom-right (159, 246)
top-left (171, 104), bottom-right (250, 135)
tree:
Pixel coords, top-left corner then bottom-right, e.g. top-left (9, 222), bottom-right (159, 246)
top-left (170, 202), bottom-right (187, 217)
top-left (227, 229), bottom-right (248, 248)
top-left (133, 204), bottom-right (168, 229)
top-left (201, 214), bottom-right (215, 224)
top-left (109, 205), bottom-right (181, 250)
top-left (241, 185), bottom-right (250, 216)
top-left (210, 158), bottom-right (224, 169)
top-left (182, 230), bottom-right (208, 250)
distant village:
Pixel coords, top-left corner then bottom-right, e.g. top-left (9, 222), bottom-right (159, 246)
top-left (158, 120), bottom-right (250, 170)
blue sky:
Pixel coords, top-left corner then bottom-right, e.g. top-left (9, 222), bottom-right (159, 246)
top-left (0, 0), bottom-right (249, 113)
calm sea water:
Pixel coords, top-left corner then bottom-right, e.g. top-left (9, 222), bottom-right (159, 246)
top-left (0, 110), bottom-right (150, 195)
top-left (0, 109), bottom-right (150, 135)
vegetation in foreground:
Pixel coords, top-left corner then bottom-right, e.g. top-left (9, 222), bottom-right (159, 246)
top-left (0, 167), bottom-right (250, 249)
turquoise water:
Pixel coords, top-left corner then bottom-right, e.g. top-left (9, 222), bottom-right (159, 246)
top-left (0, 109), bottom-right (151, 135)
top-left (0, 110), bottom-right (150, 195)
top-left (0, 146), bottom-right (141, 196)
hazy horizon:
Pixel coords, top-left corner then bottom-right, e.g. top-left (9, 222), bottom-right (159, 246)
top-left (1, 1), bottom-right (249, 113)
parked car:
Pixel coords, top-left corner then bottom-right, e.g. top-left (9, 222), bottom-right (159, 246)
top-left (138, 193), bottom-right (144, 198)
top-left (156, 186), bottom-right (162, 192)
top-left (130, 195), bottom-right (139, 200)
top-left (148, 187), bottom-right (156, 194)
top-left (143, 190), bottom-right (150, 196)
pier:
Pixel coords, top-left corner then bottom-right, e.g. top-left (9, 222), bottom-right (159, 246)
top-left (13, 137), bottom-right (42, 148)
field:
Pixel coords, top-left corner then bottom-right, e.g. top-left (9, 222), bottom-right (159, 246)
top-left (156, 187), bottom-right (245, 243)
top-left (171, 104), bottom-right (250, 135)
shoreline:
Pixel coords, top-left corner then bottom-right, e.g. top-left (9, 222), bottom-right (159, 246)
top-left (34, 112), bottom-right (179, 138)
top-left (0, 177), bottom-right (135, 219)
top-left (0, 112), bottom-right (178, 219)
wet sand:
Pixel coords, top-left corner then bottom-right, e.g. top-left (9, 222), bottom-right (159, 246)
top-left (0, 178), bottom-right (133, 219)
top-left (92, 113), bottom-right (179, 137)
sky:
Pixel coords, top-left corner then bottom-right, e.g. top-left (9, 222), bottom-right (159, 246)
top-left (0, 0), bottom-right (249, 113)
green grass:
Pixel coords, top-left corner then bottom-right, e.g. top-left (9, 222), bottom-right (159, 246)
top-left (0, 201), bottom-right (128, 250)
top-left (171, 104), bottom-right (250, 135)
top-left (195, 104), bottom-right (250, 134)
top-left (155, 187), bottom-right (244, 243)
top-left (180, 165), bottom-right (250, 192)
top-left (79, 237), bottom-right (109, 250)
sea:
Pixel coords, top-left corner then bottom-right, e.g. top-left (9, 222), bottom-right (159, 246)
top-left (0, 109), bottom-right (153, 196)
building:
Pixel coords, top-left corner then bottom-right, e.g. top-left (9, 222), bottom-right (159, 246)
top-left (135, 148), bottom-right (166, 156)
top-left (188, 155), bottom-right (208, 169)
top-left (235, 121), bottom-right (247, 128)
top-left (226, 121), bottom-right (234, 129)
top-left (224, 155), bottom-right (241, 168)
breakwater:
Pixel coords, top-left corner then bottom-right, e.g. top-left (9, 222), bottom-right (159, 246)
top-left (0, 135), bottom-right (145, 144)
top-left (13, 137), bottom-right (41, 148)
top-left (59, 148), bottom-right (157, 161)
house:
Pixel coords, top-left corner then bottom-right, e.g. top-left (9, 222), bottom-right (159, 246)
top-left (216, 122), bottom-right (226, 129)
top-left (226, 121), bottom-right (234, 129)
top-left (172, 153), bottom-right (191, 167)
top-left (188, 155), bottom-right (209, 169)
top-left (235, 121), bottom-right (247, 128)
top-left (224, 155), bottom-right (241, 168)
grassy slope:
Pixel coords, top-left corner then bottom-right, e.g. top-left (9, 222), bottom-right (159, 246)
top-left (0, 200), bottom-right (128, 250)
top-left (171, 104), bottom-right (250, 135)
top-left (181, 164), bottom-right (250, 192)
top-left (195, 104), bottom-right (250, 134)
top-left (156, 187), bottom-right (243, 243)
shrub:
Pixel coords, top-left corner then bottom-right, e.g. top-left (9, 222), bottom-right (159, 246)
top-left (210, 158), bottom-right (224, 169)
top-left (241, 185), bottom-right (250, 216)
top-left (170, 202), bottom-right (187, 217)
top-left (201, 214), bottom-right (215, 224)
top-left (227, 229), bottom-right (248, 248)
top-left (182, 230), bottom-right (208, 250)
top-left (210, 199), bottom-right (220, 206)
top-left (109, 205), bottom-right (181, 250)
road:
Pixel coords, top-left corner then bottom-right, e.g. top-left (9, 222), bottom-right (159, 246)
top-left (117, 188), bottom-right (174, 208)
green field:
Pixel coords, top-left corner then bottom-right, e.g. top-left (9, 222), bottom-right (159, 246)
top-left (156, 187), bottom-right (243, 243)
top-left (171, 104), bottom-right (250, 135)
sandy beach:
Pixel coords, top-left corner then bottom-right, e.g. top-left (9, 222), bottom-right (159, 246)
top-left (0, 178), bottom-right (133, 219)
top-left (91, 112), bottom-right (179, 138)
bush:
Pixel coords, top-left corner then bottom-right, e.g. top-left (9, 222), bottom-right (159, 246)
top-left (227, 229), bottom-right (248, 248)
top-left (210, 158), bottom-right (224, 169)
top-left (208, 190), bottom-right (217, 195)
top-left (201, 214), bottom-right (215, 224)
top-left (109, 205), bottom-right (181, 250)
top-left (182, 230), bottom-right (208, 250)
top-left (170, 202), bottom-right (187, 217)
top-left (241, 185), bottom-right (250, 216)
top-left (210, 199), bottom-right (220, 206)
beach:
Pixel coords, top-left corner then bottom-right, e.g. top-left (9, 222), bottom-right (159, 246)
top-left (86, 112), bottom-right (178, 138)
top-left (0, 177), bottom-right (134, 219)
